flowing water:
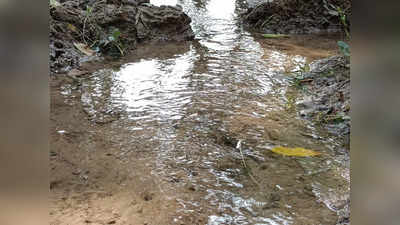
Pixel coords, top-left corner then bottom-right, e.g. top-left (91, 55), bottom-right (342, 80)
top-left (61, 0), bottom-right (349, 224)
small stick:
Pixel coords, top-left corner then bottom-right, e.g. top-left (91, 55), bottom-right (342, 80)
top-left (238, 141), bottom-right (261, 188)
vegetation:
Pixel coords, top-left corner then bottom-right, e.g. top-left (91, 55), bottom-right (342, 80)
top-left (338, 40), bottom-right (350, 57)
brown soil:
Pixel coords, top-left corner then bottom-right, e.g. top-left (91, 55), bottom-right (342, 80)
top-left (257, 34), bottom-right (340, 63)
top-left (50, 74), bottom-right (339, 224)
top-left (50, 76), bottom-right (197, 225)
top-left (50, 32), bottom-right (349, 225)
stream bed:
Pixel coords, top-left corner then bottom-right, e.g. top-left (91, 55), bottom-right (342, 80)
top-left (52, 0), bottom-right (349, 224)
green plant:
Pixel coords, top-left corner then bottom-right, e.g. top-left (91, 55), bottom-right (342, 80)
top-left (285, 93), bottom-right (296, 112)
top-left (289, 64), bottom-right (313, 90)
top-left (335, 6), bottom-right (349, 38)
top-left (82, 5), bottom-right (94, 44)
top-left (313, 111), bottom-right (350, 125)
top-left (262, 33), bottom-right (290, 38)
top-left (99, 28), bottom-right (125, 56)
top-left (323, 112), bottom-right (350, 124)
top-left (337, 41), bottom-right (350, 57)
top-left (323, 0), bottom-right (350, 39)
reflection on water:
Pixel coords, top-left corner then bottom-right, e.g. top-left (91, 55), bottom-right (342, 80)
top-left (207, 0), bottom-right (235, 19)
top-left (115, 49), bottom-right (194, 120)
top-left (75, 0), bottom-right (349, 224)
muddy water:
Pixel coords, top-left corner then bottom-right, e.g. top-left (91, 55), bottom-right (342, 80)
top-left (64, 0), bottom-right (349, 224)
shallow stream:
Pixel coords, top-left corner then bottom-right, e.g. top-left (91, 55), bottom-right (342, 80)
top-left (62, 0), bottom-right (350, 224)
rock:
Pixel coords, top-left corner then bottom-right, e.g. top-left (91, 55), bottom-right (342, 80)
top-left (136, 4), bottom-right (195, 41)
top-left (262, 201), bottom-right (280, 210)
top-left (241, 0), bottom-right (350, 34)
top-left (50, 1), bottom-right (194, 73)
top-left (243, 3), bottom-right (270, 25)
top-left (336, 199), bottom-right (350, 225)
top-left (309, 56), bottom-right (344, 74)
top-left (296, 96), bottom-right (314, 109)
top-left (50, 151), bottom-right (58, 157)
top-left (299, 108), bottom-right (314, 117)
top-left (185, 182), bottom-right (197, 192)
top-left (141, 191), bottom-right (154, 201)
top-left (67, 69), bottom-right (89, 77)
top-left (246, 0), bottom-right (269, 9)
top-left (72, 170), bottom-right (81, 175)
top-left (269, 193), bottom-right (281, 202)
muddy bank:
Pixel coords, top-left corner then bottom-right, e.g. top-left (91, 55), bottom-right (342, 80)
top-left (294, 55), bottom-right (350, 149)
top-left (292, 53), bottom-right (351, 225)
top-left (255, 34), bottom-right (350, 151)
top-left (241, 0), bottom-right (352, 150)
top-left (50, 75), bottom-right (190, 225)
top-left (241, 0), bottom-right (351, 34)
top-left (50, 0), bottom-right (194, 73)
top-left (256, 35), bottom-right (351, 223)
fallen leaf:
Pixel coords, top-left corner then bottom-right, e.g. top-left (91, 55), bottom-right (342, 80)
top-left (73, 42), bottom-right (95, 56)
top-left (262, 34), bottom-right (290, 38)
top-left (271, 146), bottom-right (321, 157)
top-left (67, 23), bottom-right (78, 33)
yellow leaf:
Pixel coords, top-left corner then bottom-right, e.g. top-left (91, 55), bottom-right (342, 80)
top-left (271, 146), bottom-right (321, 157)
top-left (67, 23), bottom-right (78, 33)
top-left (73, 42), bottom-right (95, 56)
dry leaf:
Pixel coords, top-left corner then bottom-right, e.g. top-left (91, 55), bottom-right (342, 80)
top-left (73, 42), bottom-right (95, 56)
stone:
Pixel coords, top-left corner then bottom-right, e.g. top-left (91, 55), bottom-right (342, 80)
top-left (136, 4), bottom-right (195, 41)
top-left (50, 1), bottom-right (194, 73)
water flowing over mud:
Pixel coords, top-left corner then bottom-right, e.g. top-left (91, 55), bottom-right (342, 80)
top-left (51, 0), bottom-right (349, 224)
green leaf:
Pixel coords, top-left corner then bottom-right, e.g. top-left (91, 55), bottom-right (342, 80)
top-left (112, 29), bottom-right (121, 40)
top-left (86, 6), bottom-right (93, 15)
top-left (337, 41), bottom-right (350, 57)
top-left (262, 34), bottom-right (290, 39)
top-left (303, 64), bottom-right (310, 72)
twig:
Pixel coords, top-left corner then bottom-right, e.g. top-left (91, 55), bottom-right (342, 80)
top-left (299, 78), bottom-right (313, 83)
top-left (238, 142), bottom-right (261, 188)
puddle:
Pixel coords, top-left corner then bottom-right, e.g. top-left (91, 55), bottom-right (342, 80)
top-left (59, 0), bottom-right (349, 224)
